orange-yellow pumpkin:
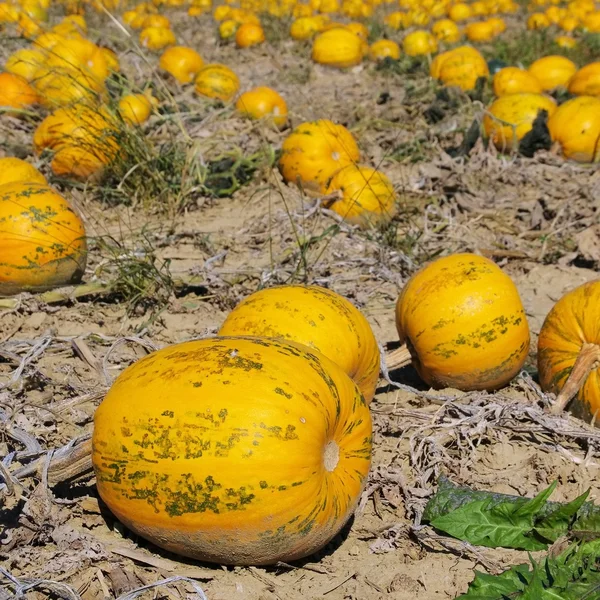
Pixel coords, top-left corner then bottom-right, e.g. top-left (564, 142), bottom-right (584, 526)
top-left (194, 64), bottom-right (240, 101)
top-left (528, 55), bottom-right (577, 91)
top-left (312, 27), bottom-right (363, 68)
top-left (492, 67), bottom-right (543, 96)
top-left (139, 26), bottom-right (176, 50)
top-left (568, 62), bottom-right (600, 96)
top-left (92, 336), bottom-right (372, 565)
top-left (369, 39), bottom-right (401, 61)
top-left (465, 20), bottom-right (495, 42)
top-left (548, 96), bottom-right (600, 163)
top-left (4, 48), bottom-right (47, 82)
top-left (118, 92), bottom-right (155, 125)
top-left (159, 46), bottom-right (204, 84)
top-left (0, 158), bottom-right (46, 186)
top-left (0, 72), bottom-right (39, 114)
top-left (279, 119), bottom-right (360, 191)
top-left (0, 182), bottom-right (87, 295)
top-left (235, 22), bottom-right (265, 47)
top-left (389, 253), bottom-right (530, 390)
top-left (538, 280), bottom-right (600, 423)
top-left (218, 286), bottom-right (380, 402)
top-left (235, 86), bottom-right (288, 129)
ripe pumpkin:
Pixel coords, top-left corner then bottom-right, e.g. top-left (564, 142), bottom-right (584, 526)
top-left (0, 158), bottom-right (46, 186)
top-left (465, 20), bottom-right (495, 42)
top-left (568, 62), bottom-right (600, 96)
top-left (431, 18), bottom-right (462, 41)
top-left (235, 86), bottom-right (288, 129)
top-left (527, 12), bottom-right (551, 29)
top-left (194, 64), bottom-right (240, 102)
top-left (0, 72), bottom-right (39, 115)
top-left (139, 26), bottom-right (176, 50)
top-left (389, 253), bottom-right (530, 390)
top-left (279, 120), bottom-right (360, 192)
top-left (448, 2), bottom-right (472, 21)
top-left (322, 164), bottom-right (396, 227)
top-left (435, 47), bottom-right (489, 91)
top-left (528, 55), bottom-right (577, 91)
top-left (235, 22), bottom-right (265, 47)
top-left (118, 93), bottom-right (155, 125)
top-left (218, 286), bottom-right (380, 403)
top-left (369, 39), bottom-right (401, 62)
top-left (483, 93), bottom-right (557, 153)
top-left (0, 182), bottom-right (87, 295)
top-left (402, 30), bottom-right (438, 56)
top-left (555, 35), bottom-right (577, 49)
top-left (4, 48), bottom-right (46, 82)
top-left (290, 16), bottom-right (322, 40)
top-left (548, 96), bottom-right (600, 163)
top-left (159, 46), bottom-right (203, 83)
top-left (33, 67), bottom-right (107, 109)
top-left (312, 27), bottom-right (363, 68)
top-left (492, 67), bottom-right (543, 96)
top-left (538, 280), bottom-right (600, 423)
top-left (92, 336), bottom-right (372, 565)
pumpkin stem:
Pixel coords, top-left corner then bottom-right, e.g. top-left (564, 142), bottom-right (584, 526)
top-left (385, 344), bottom-right (413, 372)
top-left (323, 440), bottom-right (340, 472)
top-left (551, 342), bottom-right (600, 415)
top-left (320, 190), bottom-right (343, 209)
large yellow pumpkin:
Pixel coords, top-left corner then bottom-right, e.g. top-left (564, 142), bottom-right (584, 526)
top-left (548, 96), bottom-right (600, 163)
top-left (194, 64), bottom-right (240, 102)
top-left (0, 157), bottom-right (46, 186)
top-left (568, 62), bottom-right (600, 96)
top-left (538, 280), bottom-right (600, 423)
top-left (218, 286), bottom-right (380, 403)
top-left (0, 182), bottom-right (87, 295)
top-left (483, 93), bottom-right (557, 153)
top-left (390, 253), bottom-right (530, 390)
top-left (323, 164), bottom-right (396, 227)
top-left (279, 120), bottom-right (360, 191)
top-left (312, 27), bottom-right (363, 68)
top-left (92, 336), bottom-right (372, 565)
top-left (528, 55), bottom-right (577, 91)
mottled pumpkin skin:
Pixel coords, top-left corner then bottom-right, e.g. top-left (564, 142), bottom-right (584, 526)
top-left (93, 336), bottom-right (372, 565)
top-left (218, 286), bottom-right (380, 403)
top-left (395, 253), bottom-right (530, 390)
top-left (0, 182), bottom-right (87, 295)
top-left (538, 280), bottom-right (600, 424)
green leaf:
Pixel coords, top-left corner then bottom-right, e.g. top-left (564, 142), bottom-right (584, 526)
top-left (456, 564), bottom-right (531, 599)
top-left (535, 489), bottom-right (591, 543)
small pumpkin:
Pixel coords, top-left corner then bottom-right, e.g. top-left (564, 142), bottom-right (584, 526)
top-left (194, 63), bottom-right (240, 102)
top-left (159, 46), bottom-right (203, 84)
top-left (402, 30), bottom-right (438, 56)
top-left (527, 12), bottom-right (551, 29)
top-left (538, 280), bottom-right (600, 423)
top-left (312, 27), bottom-right (364, 68)
top-left (465, 20), bottom-right (495, 42)
top-left (322, 164), bottom-right (396, 228)
top-left (139, 26), bottom-right (176, 50)
top-left (0, 158), bottom-right (46, 186)
top-left (235, 86), bottom-right (288, 129)
top-left (568, 62), bottom-right (600, 96)
top-left (448, 2), bottom-right (472, 21)
top-left (92, 336), bottom-right (372, 565)
top-left (555, 35), bottom-right (577, 49)
top-left (389, 253), bottom-right (530, 390)
top-left (0, 181), bottom-right (87, 295)
top-left (235, 22), bottom-right (265, 47)
top-left (118, 92), bottom-right (155, 125)
top-left (279, 119), bottom-right (360, 191)
top-left (483, 93), bottom-right (557, 153)
top-left (218, 286), bottom-right (380, 403)
top-left (0, 72), bottom-right (39, 115)
top-left (528, 55), bottom-right (577, 91)
top-left (289, 16), bottom-right (322, 40)
top-left (431, 18), bottom-right (462, 41)
top-left (369, 39), bottom-right (401, 62)
top-left (492, 67), bottom-right (543, 96)
top-left (548, 96), bottom-right (600, 163)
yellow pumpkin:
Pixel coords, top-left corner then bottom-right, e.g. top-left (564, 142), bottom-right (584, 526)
top-left (141, 13), bottom-right (171, 28)
top-left (492, 67), bottom-right (543, 96)
top-left (92, 336), bottom-right (372, 565)
top-left (118, 92), bottom-right (155, 125)
top-left (436, 47), bottom-right (489, 91)
top-left (279, 119), bottom-right (360, 191)
top-left (159, 46), bottom-right (203, 84)
top-left (99, 47), bottom-right (121, 73)
top-left (219, 18), bottom-right (239, 39)
top-left (0, 182), bottom-right (87, 295)
top-left (0, 72), bottom-right (38, 115)
top-left (555, 35), bottom-right (577, 48)
top-left (483, 93), bottom-right (557, 153)
top-left (430, 45), bottom-right (482, 79)
top-left (403, 30), bottom-right (438, 56)
top-left (235, 22), bottom-right (265, 47)
top-left (528, 55), bottom-right (577, 91)
top-left (448, 2), bottom-right (472, 21)
top-left (289, 16), bottom-right (322, 40)
top-left (369, 39), bottom-right (401, 61)
top-left (558, 14), bottom-right (579, 31)
top-left (465, 20), bottom-right (495, 42)
top-left (323, 164), bottom-right (396, 227)
top-left (390, 253), bottom-right (530, 390)
top-left (527, 12), bottom-right (551, 28)
top-left (235, 86), bottom-right (288, 129)
top-left (583, 11), bottom-right (600, 32)
top-left (0, 158), bottom-right (46, 186)
top-left (488, 17), bottom-right (506, 34)
top-left (312, 27), bottom-right (363, 68)
top-left (548, 96), bottom-right (600, 162)
top-left (194, 64), bottom-right (240, 101)
top-left (33, 67), bottom-right (107, 109)
top-left (139, 26), bottom-right (176, 50)
top-left (431, 18), bottom-right (462, 41)
top-left (218, 286), bottom-right (380, 403)
top-left (4, 48), bottom-right (47, 82)
top-left (538, 280), bottom-right (600, 423)
top-left (568, 62), bottom-right (600, 96)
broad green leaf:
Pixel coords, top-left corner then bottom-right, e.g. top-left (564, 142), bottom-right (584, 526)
top-left (455, 565), bottom-right (531, 599)
top-left (535, 490), bottom-right (591, 543)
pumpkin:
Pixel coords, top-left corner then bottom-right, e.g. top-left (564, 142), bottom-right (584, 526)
top-left (528, 55), bottom-right (577, 91)
top-left (389, 253), bottom-right (530, 390)
top-left (488, 17), bottom-right (507, 34)
top-left (0, 181), bottom-right (87, 295)
top-left (159, 46), bottom-right (203, 84)
top-left (465, 20), bottom-right (495, 42)
top-left (322, 164), bottom-right (396, 227)
top-left (527, 12), bottom-right (551, 29)
top-left (538, 280), bottom-right (600, 422)
top-left (0, 72), bottom-right (39, 115)
top-left (558, 15), bottom-right (579, 32)
top-left (555, 35), bottom-right (577, 48)
top-left (33, 67), bottom-right (107, 109)
top-left (4, 48), bottom-right (47, 82)
top-left (312, 27), bottom-right (363, 68)
top-left (43, 36), bottom-right (109, 84)
top-left (141, 14), bottom-right (171, 28)
top-left (219, 18), bottom-right (239, 39)
top-left (384, 11), bottom-right (411, 29)
top-left (431, 18), bottom-right (462, 41)
top-left (483, 93), bottom-right (557, 153)
top-left (402, 30), bottom-right (438, 56)
top-left (194, 64), bottom-right (240, 102)
top-left (492, 67), bottom-right (543, 96)
top-left (235, 86), bottom-right (288, 129)
top-left (235, 22), bottom-right (265, 47)
top-left (118, 93), bottom-right (155, 125)
top-left (290, 16), bottom-right (322, 40)
top-left (0, 158), bottom-right (46, 186)
top-left (279, 120), bottom-right (360, 192)
top-left (139, 26), bottom-right (176, 50)
top-left (369, 39), bottom-right (401, 61)
top-left (436, 47), bottom-right (489, 91)
top-left (568, 62), bottom-right (600, 96)
top-left (583, 11), bottom-right (600, 32)
top-left (548, 96), bottom-right (600, 163)
top-left (100, 47), bottom-right (120, 73)
top-left (218, 286), bottom-right (380, 403)
top-left (92, 336), bottom-right (372, 565)
top-left (448, 2), bottom-right (472, 21)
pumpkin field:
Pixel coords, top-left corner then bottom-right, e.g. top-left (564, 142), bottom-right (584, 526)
top-left (1, 0), bottom-right (600, 597)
